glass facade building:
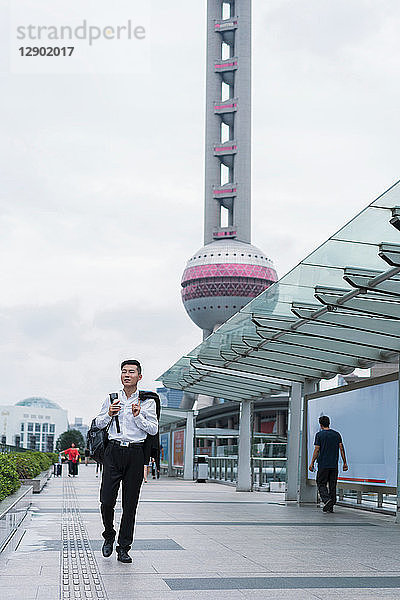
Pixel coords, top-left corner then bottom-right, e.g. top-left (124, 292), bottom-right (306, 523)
top-left (156, 387), bottom-right (184, 409)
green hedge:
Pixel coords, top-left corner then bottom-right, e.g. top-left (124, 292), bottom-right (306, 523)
top-left (0, 451), bottom-right (57, 503)
top-left (10, 451), bottom-right (56, 479)
top-left (0, 454), bottom-right (20, 502)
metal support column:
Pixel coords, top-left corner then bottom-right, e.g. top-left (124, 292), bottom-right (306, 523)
top-left (168, 429), bottom-right (174, 477)
top-left (237, 399), bottom-right (253, 491)
top-left (286, 382), bottom-right (302, 501)
top-left (396, 364), bottom-right (400, 522)
top-left (298, 380), bottom-right (318, 505)
top-left (183, 411), bottom-right (194, 480)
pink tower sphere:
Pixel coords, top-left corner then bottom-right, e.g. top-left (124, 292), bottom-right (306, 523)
top-left (181, 239), bottom-right (278, 333)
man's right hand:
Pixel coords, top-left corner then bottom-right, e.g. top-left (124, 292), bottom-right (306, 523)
top-left (108, 402), bottom-right (121, 417)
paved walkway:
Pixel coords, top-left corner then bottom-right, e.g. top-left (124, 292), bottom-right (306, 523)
top-left (1, 465), bottom-right (400, 599)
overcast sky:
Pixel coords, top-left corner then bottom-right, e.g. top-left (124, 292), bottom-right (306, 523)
top-left (1, 0), bottom-right (399, 424)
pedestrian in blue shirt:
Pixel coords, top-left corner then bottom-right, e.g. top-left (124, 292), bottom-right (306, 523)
top-left (309, 415), bottom-right (348, 513)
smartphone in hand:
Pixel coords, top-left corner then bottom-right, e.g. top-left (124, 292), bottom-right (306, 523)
top-left (109, 393), bottom-right (121, 414)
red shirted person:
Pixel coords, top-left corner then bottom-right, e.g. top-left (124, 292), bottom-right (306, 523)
top-left (61, 443), bottom-right (80, 477)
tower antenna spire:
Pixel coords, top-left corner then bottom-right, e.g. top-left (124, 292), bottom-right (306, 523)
top-left (182, 0), bottom-right (277, 340)
top-left (205, 0), bottom-right (251, 245)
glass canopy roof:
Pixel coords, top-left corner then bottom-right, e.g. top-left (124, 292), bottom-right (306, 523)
top-left (159, 181), bottom-right (400, 399)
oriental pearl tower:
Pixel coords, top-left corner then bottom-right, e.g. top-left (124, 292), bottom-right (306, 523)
top-left (181, 0), bottom-right (277, 341)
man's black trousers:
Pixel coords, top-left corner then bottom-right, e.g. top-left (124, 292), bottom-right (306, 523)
top-left (100, 442), bottom-right (144, 551)
top-left (316, 467), bottom-right (338, 504)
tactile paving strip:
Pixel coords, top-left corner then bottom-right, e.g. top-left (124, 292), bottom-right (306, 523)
top-left (60, 477), bottom-right (108, 600)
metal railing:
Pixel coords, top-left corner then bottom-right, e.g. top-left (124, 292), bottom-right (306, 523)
top-left (337, 487), bottom-right (397, 515)
top-left (208, 456), bottom-right (237, 483)
top-left (0, 443), bottom-right (29, 454)
top-left (163, 454), bottom-right (397, 514)
top-left (160, 465), bottom-right (184, 478)
top-left (207, 456), bottom-right (287, 486)
top-left (252, 458), bottom-right (287, 487)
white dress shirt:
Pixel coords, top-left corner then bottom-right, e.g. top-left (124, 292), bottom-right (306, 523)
top-left (95, 389), bottom-right (158, 443)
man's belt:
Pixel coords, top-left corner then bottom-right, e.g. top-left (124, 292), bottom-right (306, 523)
top-left (109, 439), bottom-right (144, 448)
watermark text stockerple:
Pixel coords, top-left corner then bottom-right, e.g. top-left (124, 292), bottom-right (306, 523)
top-left (16, 20), bottom-right (146, 47)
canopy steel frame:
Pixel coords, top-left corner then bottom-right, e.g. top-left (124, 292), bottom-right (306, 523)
top-left (253, 315), bottom-right (400, 353)
top-left (234, 339), bottom-right (372, 370)
top-left (194, 355), bottom-right (310, 383)
top-left (291, 305), bottom-right (400, 339)
top-left (189, 371), bottom-right (284, 395)
top-left (182, 382), bottom-right (256, 402)
top-left (182, 372), bottom-right (275, 397)
top-left (217, 352), bottom-right (336, 380)
top-left (190, 361), bottom-right (291, 388)
top-left (344, 268), bottom-right (400, 297)
top-left (230, 344), bottom-right (356, 375)
top-left (253, 330), bottom-right (392, 364)
top-left (314, 289), bottom-right (400, 319)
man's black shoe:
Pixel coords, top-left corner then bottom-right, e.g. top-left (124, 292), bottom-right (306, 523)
top-left (116, 548), bottom-right (132, 563)
top-left (322, 499), bottom-right (334, 512)
top-left (102, 539), bottom-right (114, 558)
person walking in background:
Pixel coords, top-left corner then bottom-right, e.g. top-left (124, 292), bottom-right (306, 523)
top-left (151, 448), bottom-right (160, 479)
top-left (61, 443), bottom-right (80, 477)
top-left (143, 458), bottom-right (151, 483)
top-left (84, 448), bottom-right (90, 466)
top-left (150, 456), bottom-right (157, 479)
top-left (309, 415), bottom-right (348, 513)
top-left (54, 452), bottom-right (63, 477)
top-left (143, 457), bottom-right (156, 482)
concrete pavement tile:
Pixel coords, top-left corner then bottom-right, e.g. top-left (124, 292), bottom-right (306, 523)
top-left (309, 591), bottom-right (400, 600)
top-left (34, 585), bottom-right (59, 600)
top-left (0, 565), bottom-right (42, 575)
top-left (154, 571), bottom-right (223, 578)
top-left (12, 553), bottom-right (59, 565)
top-left (111, 590), bottom-right (183, 600)
top-left (239, 591), bottom-right (322, 600)
top-left (39, 566), bottom-right (63, 578)
top-left (96, 559), bottom-right (158, 575)
top-left (102, 573), bottom-right (171, 591)
top-left (0, 586), bottom-right (38, 600)
top-left (176, 591), bottom-right (245, 599)
top-left (357, 558), bottom-right (400, 571)
top-left (0, 576), bottom-right (57, 586)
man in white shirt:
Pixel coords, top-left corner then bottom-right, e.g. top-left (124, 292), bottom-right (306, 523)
top-left (96, 359), bottom-right (158, 563)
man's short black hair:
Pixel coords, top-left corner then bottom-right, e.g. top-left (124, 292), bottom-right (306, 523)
top-left (121, 359), bottom-right (142, 374)
top-left (319, 415), bottom-right (330, 428)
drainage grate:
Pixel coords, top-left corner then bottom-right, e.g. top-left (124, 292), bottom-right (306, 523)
top-left (60, 477), bottom-right (108, 599)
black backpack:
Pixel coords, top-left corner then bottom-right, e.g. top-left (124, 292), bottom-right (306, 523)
top-left (86, 394), bottom-right (116, 464)
top-left (86, 418), bottom-right (112, 464)
top-left (140, 391), bottom-right (161, 466)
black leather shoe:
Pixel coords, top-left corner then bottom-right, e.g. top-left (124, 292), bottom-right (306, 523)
top-left (102, 539), bottom-right (114, 557)
top-left (322, 499), bottom-right (334, 512)
top-left (116, 548), bottom-right (132, 563)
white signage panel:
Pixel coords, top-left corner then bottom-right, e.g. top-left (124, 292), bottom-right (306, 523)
top-left (307, 381), bottom-right (398, 487)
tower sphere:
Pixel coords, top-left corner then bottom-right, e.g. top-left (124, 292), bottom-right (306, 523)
top-left (181, 239), bottom-right (278, 333)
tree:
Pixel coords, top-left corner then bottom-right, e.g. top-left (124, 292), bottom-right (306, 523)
top-left (56, 429), bottom-right (85, 452)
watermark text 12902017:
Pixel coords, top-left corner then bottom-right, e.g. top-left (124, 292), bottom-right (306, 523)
top-left (19, 47), bottom-right (75, 57)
